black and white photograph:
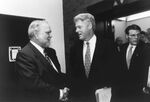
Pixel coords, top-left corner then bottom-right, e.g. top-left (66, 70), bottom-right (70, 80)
top-left (0, 0), bottom-right (150, 102)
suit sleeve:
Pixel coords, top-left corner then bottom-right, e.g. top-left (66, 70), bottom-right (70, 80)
top-left (142, 43), bottom-right (150, 86)
top-left (15, 51), bottom-right (60, 99)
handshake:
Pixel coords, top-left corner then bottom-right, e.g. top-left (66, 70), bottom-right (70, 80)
top-left (60, 87), bottom-right (70, 101)
top-left (143, 86), bottom-right (150, 94)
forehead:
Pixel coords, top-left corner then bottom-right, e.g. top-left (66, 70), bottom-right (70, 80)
top-left (40, 23), bottom-right (51, 31)
top-left (128, 29), bottom-right (140, 34)
top-left (75, 20), bottom-right (89, 26)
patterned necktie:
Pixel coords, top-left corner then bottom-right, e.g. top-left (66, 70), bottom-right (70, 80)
top-left (127, 46), bottom-right (133, 68)
top-left (44, 52), bottom-right (52, 65)
top-left (44, 51), bottom-right (59, 73)
top-left (84, 42), bottom-right (91, 77)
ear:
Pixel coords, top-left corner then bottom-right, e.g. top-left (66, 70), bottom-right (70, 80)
top-left (34, 31), bottom-right (39, 39)
top-left (125, 34), bottom-right (129, 40)
top-left (88, 22), bottom-right (92, 29)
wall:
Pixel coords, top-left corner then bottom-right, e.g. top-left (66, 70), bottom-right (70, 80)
top-left (0, 0), bottom-right (66, 72)
top-left (113, 20), bottom-right (127, 43)
top-left (127, 17), bottom-right (150, 31)
top-left (113, 16), bottom-right (150, 43)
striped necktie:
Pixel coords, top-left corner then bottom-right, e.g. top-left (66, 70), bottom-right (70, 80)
top-left (44, 51), bottom-right (59, 73)
top-left (44, 52), bottom-right (52, 65)
top-left (127, 46), bottom-right (133, 68)
top-left (84, 42), bottom-right (91, 77)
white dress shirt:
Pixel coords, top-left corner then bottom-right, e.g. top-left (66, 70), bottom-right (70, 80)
top-left (126, 44), bottom-right (136, 60)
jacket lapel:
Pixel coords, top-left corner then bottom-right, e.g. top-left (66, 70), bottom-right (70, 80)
top-left (91, 39), bottom-right (104, 66)
top-left (121, 43), bottom-right (129, 70)
top-left (45, 48), bottom-right (61, 73)
top-left (130, 42), bottom-right (144, 66)
top-left (79, 41), bottom-right (87, 77)
top-left (28, 43), bottom-right (58, 73)
top-left (88, 38), bottom-right (104, 78)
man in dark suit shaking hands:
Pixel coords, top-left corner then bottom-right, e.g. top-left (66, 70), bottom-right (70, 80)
top-left (15, 20), bottom-right (69, 102)
top-left (68, 13), bottom-right (117, 102)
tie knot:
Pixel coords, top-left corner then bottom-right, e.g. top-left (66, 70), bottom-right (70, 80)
top-left (44, 50), bottom-right (48, 57)
top-left (86, 42), bottom-right (89, 45)
top-left (44, 52), bottom-right (48, 57)
top-left (129, 45), bottom-right (133, 50)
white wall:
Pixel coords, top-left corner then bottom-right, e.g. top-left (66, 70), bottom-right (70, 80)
top-left (113, 17), bottom-right (150, 43)
top-left (0, 0), bottom-right (66, 73)
top-left (127, 17), bottom-right (150, 32)
top-left (112, 20), bottom-right (127, 43)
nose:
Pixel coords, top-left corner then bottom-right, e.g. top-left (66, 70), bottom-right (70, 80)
top-left (76, 28), bottom-right (79, 33)
top-left (134, 35), bottom-right (138, 39)
top-left (49, 35), bottom-right (52, 39)
top-left (48, 33), bottom-right (52, 39)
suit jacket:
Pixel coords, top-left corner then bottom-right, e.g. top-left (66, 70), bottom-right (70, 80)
top-left (15, 42), bottom-right (66, 102)
top-left (115, 41), bottom-right (150, 100)
top-left (68, 37), bottom-right (117, 102)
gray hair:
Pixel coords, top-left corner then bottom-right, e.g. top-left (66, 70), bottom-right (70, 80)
top-left (28, 20), bottom-right (48, 39)
top-left (74, 13), bottom-right (96, 31)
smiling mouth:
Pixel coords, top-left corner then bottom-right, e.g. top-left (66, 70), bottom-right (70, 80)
top-left (78, 33), bottom-right (82, 36)
top-left (78, 35), bottom-right (82, 38)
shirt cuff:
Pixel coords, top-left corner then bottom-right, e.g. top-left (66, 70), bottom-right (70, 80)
top-left (59, 89), bottom-right (63, 100)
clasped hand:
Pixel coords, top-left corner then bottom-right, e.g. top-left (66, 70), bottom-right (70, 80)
top-left (61, 87), bottom-right (70, 101)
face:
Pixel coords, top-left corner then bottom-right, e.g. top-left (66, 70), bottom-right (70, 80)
top-left (36, 23), bottom-right (52, 48)
top-left (126, 29), bottom-right (140, 45)
top-left (75, 20), bottom-right (91, 41)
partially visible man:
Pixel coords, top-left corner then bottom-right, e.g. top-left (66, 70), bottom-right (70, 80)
top-left (68, 13), bottom-right (117, 102)
top-left (113, 24), bottom-right (150, 102)
top-left (115, 37), bottom-right (124, 52)
top-left (15, 20), bottom-right (69, 102)
top-left (140, 31), bottom-right (150, 43)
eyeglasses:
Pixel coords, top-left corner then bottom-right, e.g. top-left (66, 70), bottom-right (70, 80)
top-left (128, 34), bottom-right (140, 38)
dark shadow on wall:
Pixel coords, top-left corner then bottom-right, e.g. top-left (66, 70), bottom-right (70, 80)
top-left (0, 14), bottom-right (41, 102)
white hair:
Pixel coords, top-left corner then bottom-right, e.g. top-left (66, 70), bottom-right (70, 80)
top-left (74, 13), bottom-right (96, 31)
top-left (28, 20), bottom-right (48, 39)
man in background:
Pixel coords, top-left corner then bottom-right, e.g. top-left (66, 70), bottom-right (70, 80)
top-left (113, 24), bottom-right (150, 102)
top-left (15, 20), bottom-right (69, 102)
top-left (114, 36), bottom-right (124, 52)
top-left (140, 31), bottom-right (150, 43)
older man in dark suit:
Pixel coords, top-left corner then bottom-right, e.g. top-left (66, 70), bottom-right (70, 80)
top-left (15, 20), bottom-right (69, 102)
top-left (68, 13), bottom-right (117, 102)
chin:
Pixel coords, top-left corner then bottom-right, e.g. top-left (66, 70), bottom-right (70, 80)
top-left (79, 37), bottom-right (84, 41)
top-left (132, 43), bottom-right (138, 45)
top-left (45, 43), bottom-right (50, 48)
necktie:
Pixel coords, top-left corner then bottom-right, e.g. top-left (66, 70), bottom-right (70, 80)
top-left (127, 46), bottom-right (133, 68)
top-left (84, 42), bottom-right (91, 77)
top-left (44, 52), bottom-right (52, 65)
top-left (44, 51), bottom-right (59, 72)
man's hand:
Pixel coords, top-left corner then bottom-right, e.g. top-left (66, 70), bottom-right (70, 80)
top-left (143, 86), bottom-right (150, 94)
top-left (60, 87), bottom-right (70, 101)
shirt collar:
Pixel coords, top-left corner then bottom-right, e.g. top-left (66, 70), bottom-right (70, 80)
top-left (30, 40), bottom-right (45, 56)
top-left (129, 43), bottom-right (136, 48)
top-left (84, 34), bottom-right (96, 45)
